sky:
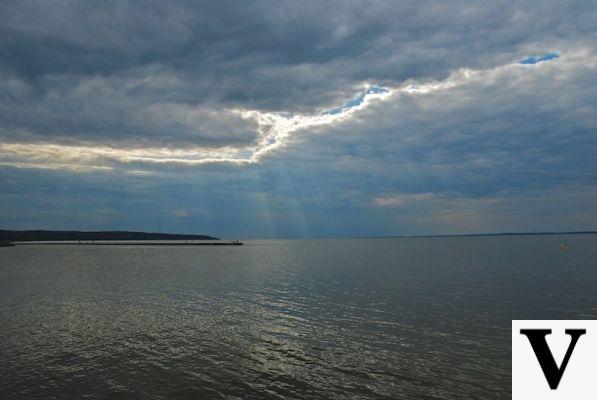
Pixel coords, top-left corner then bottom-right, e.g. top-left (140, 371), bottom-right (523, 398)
top-left (0, 0), bottom-right (596, 238)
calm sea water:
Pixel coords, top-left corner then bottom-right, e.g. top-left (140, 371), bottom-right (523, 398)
top-left (1, 235), bottom-right (596, 399)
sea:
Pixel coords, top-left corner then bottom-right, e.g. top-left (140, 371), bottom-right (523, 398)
top-left (1, 234), bottom-right (596, 399)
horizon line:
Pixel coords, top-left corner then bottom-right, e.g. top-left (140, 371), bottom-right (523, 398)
top-left (2, 228), bottom-right (596, 241)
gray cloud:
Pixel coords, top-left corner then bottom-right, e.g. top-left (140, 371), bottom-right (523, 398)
top-left (0, 0), bottom-right (595, 236)
top-left (1, 1), bottom-right (595, 145)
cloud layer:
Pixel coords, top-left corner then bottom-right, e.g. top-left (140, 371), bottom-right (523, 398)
top-left (0, 0), bottom-right (595, 236)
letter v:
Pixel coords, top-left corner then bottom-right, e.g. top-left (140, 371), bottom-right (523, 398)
top-left (520, 329), bottom-right (586, 389)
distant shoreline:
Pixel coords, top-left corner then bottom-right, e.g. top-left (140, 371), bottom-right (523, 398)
top-left (0, 229), bottom-right (219, 242)
top-left (12, 241), bottom-right (242, 246)
top-left (364, 231), bottom-right (597, 239)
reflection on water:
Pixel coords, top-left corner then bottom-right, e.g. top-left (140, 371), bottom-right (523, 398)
top-left (1, 235), bottom-right (596, 399)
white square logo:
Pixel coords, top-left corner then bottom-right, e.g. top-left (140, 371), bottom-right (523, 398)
top-left (512, 320), bottom-right (596, 399)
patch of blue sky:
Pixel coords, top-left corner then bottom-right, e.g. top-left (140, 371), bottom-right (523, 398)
top-left (324, 85), bottom-right (388, 115)
top-left (519, 52), bottom-right (559, 65)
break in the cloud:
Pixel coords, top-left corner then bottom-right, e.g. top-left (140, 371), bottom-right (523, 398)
top-left (519, 52), bottom-right (559, 64)
top-left (0, 83), bottom-right (392, 168)
top-left (0, 54), bottom-right (569, 170)
top-left (0, 0), bottom-right (595, 237)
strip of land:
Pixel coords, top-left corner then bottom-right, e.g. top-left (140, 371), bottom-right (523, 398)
top-left (366, 231), bottom-right (597, 239)
top-left (13, 241), bottom-right (242, 246)
top-left (0, 229), bottom-right (218, 242)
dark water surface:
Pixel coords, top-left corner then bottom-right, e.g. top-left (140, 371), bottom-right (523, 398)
top-left (1, 235), bottom-right (597, 399)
